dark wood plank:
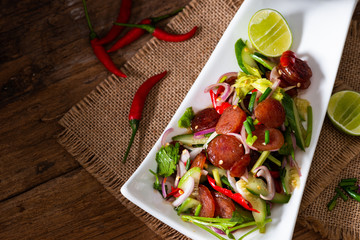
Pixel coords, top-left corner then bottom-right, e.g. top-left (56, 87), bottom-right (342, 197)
top-left (0, 168), bottom-right (161, 240)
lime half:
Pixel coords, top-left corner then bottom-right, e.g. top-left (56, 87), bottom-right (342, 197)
top-left (327, 90), bottom-right (360, 136)
top-left (248, 9), bottom-right (292, 57)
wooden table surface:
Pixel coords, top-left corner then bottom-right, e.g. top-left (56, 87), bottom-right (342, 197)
top-left (1, 0), bottom-right (358, 239)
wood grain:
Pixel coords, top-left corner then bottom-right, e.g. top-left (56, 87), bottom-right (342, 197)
top-left (1, 0), bottom-right (357, 239)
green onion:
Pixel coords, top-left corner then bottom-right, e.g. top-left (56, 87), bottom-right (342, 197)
top-left (248, 91), bottom-right (257, 112)
top-left (339, 181), bottom-right (356, 187)
top-left (244, 121), bottom-right (253, 136)
top-left (344, 186), bottom-right (358, 191)
top-left (264, 130), bottom-right (270, 145)
top-left (251, 151), bottom-right (270, 174)
top-left (194, 204), bottom-right (202, 216)
top-left (246, 116), bottom-right (255, 131)
top-left (267, 154), bottom-right (281, 167)
top-left (213, 169), bottom-right (223, 187)
top-left (246, 134), bottom-right (257, 146)
top-left (221, 176), bottom-right (234, 191)
top-left (238, 226), bottom-right (260, 240)
top-left (191, 222), bottom-right (227, 240)
top-left (335, 187), bottom-right (348, 201)
top-left (258, 87), bottom-right (272, 103)
top-left (185, 158), bottom-right (191, 170)
top-left (340, 178), bottom-right (357, 183)
top-left (327, 194), bottom-right (338, 211)
top-left (305, 106), bottom-right (313, 147)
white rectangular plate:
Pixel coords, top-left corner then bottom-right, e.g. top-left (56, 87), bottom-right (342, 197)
top-left (121, 0), bottom-right (357, 239)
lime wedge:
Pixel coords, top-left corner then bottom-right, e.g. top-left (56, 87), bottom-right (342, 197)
top-left (327, 90), bottom-right (360, 136)
top-left (248, 9), bottom-right (292, 57)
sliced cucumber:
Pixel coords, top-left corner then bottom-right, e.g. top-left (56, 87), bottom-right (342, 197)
top-left (280, 164), bottom-right (300, 195)
top-left (237, 179), bottom-right (267, 233)
top-left (271, 193), bottom-right (291, 204)
top-left (178, 167), bottom-right (201, 189)
top-left (172, 133), bottom-right (212, 146)
top-left (205, 164), bottom-right (227, 177)
top-left (177, 197), bottom-right (201, 214)
top-left (250, 53), bottom-right (276, 70)
top-left (235, 38), bottom-right (262, 76)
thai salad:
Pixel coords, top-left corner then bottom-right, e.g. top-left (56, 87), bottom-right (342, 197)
top-left (149, 10), bottom-right (313, 240)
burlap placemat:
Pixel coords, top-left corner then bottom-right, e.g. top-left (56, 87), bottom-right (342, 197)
top-left (58, 0), bottom-right (360, 239)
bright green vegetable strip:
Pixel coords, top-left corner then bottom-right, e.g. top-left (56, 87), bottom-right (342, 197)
top-left (178, 107), bottom-right (195, 128)
top-left (182, 215), bottom-right (236, 223)
top-left (181, 215), bottom-right (236, 228)
top-left (267, 154), bottom-right (281, 166)
top-left (219, 76), bottom-right (227, 83)
top-left (149, 169), bottom-right (161, 190)
top-left (345, 186), bottom-right (358, 191)
top-left (327, 194), bottom-right (338, 211)
top-left (258, 87), bottom-right (272, 103)
top-left (343, 188), bottom-right (360, 202)
top-left (339, 181), bottom-right (356, 187)
top-left (238, 226), bottom-right (260, 240)
top-left (247, 116), bottom-right (255, 131)
top-left (244, 121), bottom-right (253, 135)
top-left (213, 169), bottom-right (223, 187)
top-left (335, 187), bottom-right (348, 201)
top-left (251, 151), bottom-right (270, 174)
top-left (264, 130), bottom-right (270, 145)
top-left (194, 204), bottom-right (202, 216)
top-left (248, 91), bottom-right (257, 112)
top-left (230, 218), bottom-right (271, 232)
top-left (340, 178), bottom-right (357, 183)
top-left (191, 222), bottom-right (227, 240)
top-left (221, 176), bottom-right (234, 191)
top-left (305, 106), bottom-right (313, 147)
top-left (246, 134), bottom-right (257, 146)
top-left (185, 158), bottom-right (191, 171)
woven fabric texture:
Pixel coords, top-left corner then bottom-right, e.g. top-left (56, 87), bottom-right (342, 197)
top-left (58, 0), bottom-right (360, 239)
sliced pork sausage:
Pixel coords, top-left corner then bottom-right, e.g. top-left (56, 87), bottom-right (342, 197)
top-left (207, 134), bottom-right (244, 169)
top-left (216, 105), bottom-right (247, 134)
top-left (198, 185), bottom-right (215, 218)
top-left (212, 191), bottom-right (236, 219)
top-left (252, 126), bottom-right (284, 151)
top-left (254, 98), bottom-right (285, 128)
top-left (191, 108), bottom-right (220, 133)
top-left (190, 151), bottom-right (207, 169)
top-left (229, 154), bottom-right (251, 177)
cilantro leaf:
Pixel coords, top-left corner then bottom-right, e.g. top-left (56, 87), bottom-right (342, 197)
top-left (178, 107), bottom-right (195, 128)
top-left (156, 142), bottom-right (180, 177)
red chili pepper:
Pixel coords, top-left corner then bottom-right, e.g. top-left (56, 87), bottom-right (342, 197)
top-left (167, 187), bottom-right (184, 198)
top-left (207, 175), bottom-right (259, 213)
top-left (209, 89), bottom-right (231, 114)
top-left (96, 0), bottom-right (132, 45)
top-left (251, 89), bottom-right (258, 93)
top-left (114, 23), bottom-right (197, 42)
top-left (280, 50), bottom-right (296, 68)
top-left (123, 71), bottom-right (168, 163)
top-left (107, 8), bottom-right (183, 53)
top-left (82, 0), bottom-right (127, 78)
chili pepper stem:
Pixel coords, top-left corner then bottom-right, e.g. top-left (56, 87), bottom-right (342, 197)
top-left (82, 0), bottom-right (97, 39)
top-left (123, 119), bottom-right (139, 163)
top-left (114, 23), bottom-right (155, 33)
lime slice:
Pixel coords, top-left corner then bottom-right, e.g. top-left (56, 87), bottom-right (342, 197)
top-left (248, 9), bottom-right (292, 57)
top-left (327, 90), bottom-right (360, 136)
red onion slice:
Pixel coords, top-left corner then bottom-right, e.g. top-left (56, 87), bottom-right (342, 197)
top-left (267, 78), bottom-right (281, 100)
top-left (179, 162), bottom-right (187, 178)
top-left (201, 169), bottom-right (208, 176)
top-left (227, 170), bottom-right (239, 193)
top-left (194, 127), bottom-right (216, 137)
top-left (217, 72), bottom-right (238, 83)
top-left (203, 83), bottom-right (232, 103)
top-left (241, 169), bottom-right (249, 182)
top-left (181, 149), bottom-right (190, 163)
top-left (227, 132), bottom-right (249, 154)
top-left (269, 66), bottom-right (280, 83)
top-left (210, 227), bottom-right (226, 235)
top-left (161, 177), bottom-right (168, 198)
top-left (172, 176), bottom-right (195, 207)
top-left (203, 131), bottom-right (218, 149)
top-left (161, 128), bottom-right (174, 146)
top-left (255, 166), bottom-right (275, 200)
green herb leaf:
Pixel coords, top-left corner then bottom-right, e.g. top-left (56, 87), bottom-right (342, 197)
top-left (178, 107), bottom-right (195, 128)
top-left (156, 142), bottom-right (180, 177)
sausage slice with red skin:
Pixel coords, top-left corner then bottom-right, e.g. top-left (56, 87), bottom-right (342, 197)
top-left (254, 98), bottom-right (285, 128)
top-left (190, 151), bottom-right (207, 169)
top-left (252, 126), bottom-right (284, 151)
top-left (212, 191), bottom-right (236, 219)
top-left (198, 185), bottom-right (215, 218)
top-left (229, 154), bottom-right (251, 177)
top-left (207, 134), bottom-right (244, 169)
top-left (191, 108), bottom-right (220, 133)
top-left (216, 105), bottom-right (247, 134)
